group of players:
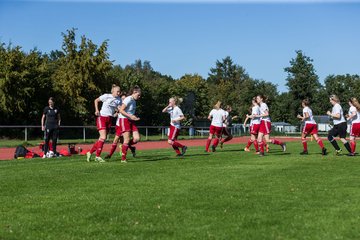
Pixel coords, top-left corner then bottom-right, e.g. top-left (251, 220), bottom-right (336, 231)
top-left (41, 84), bottom-right (360, 161)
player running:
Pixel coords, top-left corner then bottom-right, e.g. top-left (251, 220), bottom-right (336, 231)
top-left (205, 101), bottom-right (225, 152)
top-left (162, 97), bottom-right (188, 157)
top-left (297, 99), bottom-right (327, 155)
top-left (219, 105), bottom-right (238, 149)
top-left (244, 97), bottom-right (261, 153)
top-left (346, 97), bottom-right (360, 156)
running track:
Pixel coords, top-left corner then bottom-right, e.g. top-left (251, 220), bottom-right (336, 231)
top-left (0, 137), bottom-right (300, 161)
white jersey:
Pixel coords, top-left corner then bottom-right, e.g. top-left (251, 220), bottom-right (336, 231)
top-left (118, 96), bottom-right (136, 119)
top-left (332, 103), bottom-right (346, 125)
top-left (250, 105), bottom-right (261, 125)
top-left (167, 106), bottom-right (184, 129)
top-left (348, 106), bottom-right (360, 124)
top-left (209, 109), bottom-right (225, 127)
top-left (259, 102), bottom-right (271, 121)
top-left (223, 111), bottom-right (229, 127)
top-left (99, 94), bottom-right (122, 117)
top-left (303, 106), bottom-right (316, 124)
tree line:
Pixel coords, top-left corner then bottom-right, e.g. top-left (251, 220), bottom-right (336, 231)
top-left (1, 28), bottom-right (359, 128)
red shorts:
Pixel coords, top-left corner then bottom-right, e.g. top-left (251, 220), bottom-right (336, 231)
top-left (350, 122), bottom-right (360, 137)
top-left (168, 125), bottom-right (180, 141)
top-left (115, 125), bottom-right (122, 137)
top-left (209, 125), bottom-right (223, 136)
top-left (259, 120), bottom-right (271, 135)
top-left (303, 123), bottom-right (318, 135)
top-left (250, 123), bottom-right (260, 135)
top-left (96, 116), bottom-right (112, 131)
top-left (118, 118), bottom-right (138, 134)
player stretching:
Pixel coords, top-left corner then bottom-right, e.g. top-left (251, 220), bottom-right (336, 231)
top-left (162, 97), bottom-right (188, 157)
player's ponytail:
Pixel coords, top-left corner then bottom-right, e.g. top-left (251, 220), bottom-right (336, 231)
top-left (172, 97), bottom-right (183, 105)
top-left (214, 101), bottom-right (222, 110)
top-left (350, 97), bottom-right (360, 111)
top-left (302, 99), bottom-right (310, 106)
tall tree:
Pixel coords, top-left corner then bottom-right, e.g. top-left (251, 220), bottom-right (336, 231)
top-left (284, 50), bottom-right (321, 123)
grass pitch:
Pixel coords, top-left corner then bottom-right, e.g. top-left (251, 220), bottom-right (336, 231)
top-left (1, 142), bottom-right (360, 239)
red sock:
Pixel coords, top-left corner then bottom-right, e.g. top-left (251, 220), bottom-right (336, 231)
top-left (206, 138), bottom-right (212, 151)
top-left (213, 138), bottom-right (219, 147)
top-left (90, 141), bottom-right (98, 154)
top-left (246, 140), bottom-right (253, 148)
top-left (259, 141), bottom-right (264, 153)
top-left (122, 144), bottom-right (129, 160)
top-left (302, 138), bottom-right (307, 151)
top-left (108, 143), bottom-right (117, 157)
top-left (271, 139), bottom-right (282, 145)
top-left (317, 139), bottom-right (324, 149)
top-left (172, 145), bottom-right (181, 154)
top-left (173, 141), bottom-right (184, 148)
top-left (96, 139), bottom-right (105, 157)
top-left (254, 140), bottom-right (259, 151)
top-left (350, 140), bottom-right (356, 153)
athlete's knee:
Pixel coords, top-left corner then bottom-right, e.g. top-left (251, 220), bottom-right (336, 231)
top-left (328, 135), bottom-right (334, 141)
top-left (168, 140), bottom-right (173, 145)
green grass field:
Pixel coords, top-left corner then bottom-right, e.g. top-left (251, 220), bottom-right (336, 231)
top-left (1, 142), bottom-right (360, 240)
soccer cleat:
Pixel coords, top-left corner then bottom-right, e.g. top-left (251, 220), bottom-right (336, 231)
top-left (244, 147), bottom-right (250, 152)
top-left (281, 143), bottom-right (287, 152)
top-left (300, 150), bottom-right (308, 155)
top-left (86, 152), bottom-right (91, 162)
top-left (266, 145), bottom-right (270, 153)
top-left (259, 152), bottom-right (265, 157)
top-left (220, 142), bottom-right (224, 149)
top-left (176, 154), bottom-right (183, 157)
top-left (255, 151), bottom-right (260, 155)
top-left (347, 152), bottom-right (355, 157)
top-left (322, 148), bottom-right (327, 156)
top-left (211, 145), bottom-right (216, 152)
top-left (42, 154), bottom-right (47, 159)
top-left (129, 146), bottom-right (136, 157)
top-left (181, 146), bottom-right (188, 156)
top-left (121, 159), bottom-right (127, 163)
top-left (205, 149), bottom-right (211, 153)
top-left (104, 154), bottom-right (111, 159)
top-left (95, 156), bottom-right (106, 163)
top-left (335, 149), bottom-right (342, 155)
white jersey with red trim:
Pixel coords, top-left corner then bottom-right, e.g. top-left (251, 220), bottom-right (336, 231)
top-left (303, 106), bottom-right (316, 124)
top-left (349, 106), bottom-right (360, 124)
top-left (209, 109), bottom-right (225, 127)
top-left (259, 102), bottom-right (271, 121)
top-left (99, 94), bottom-right (122, 117)
top-left (167, 106), bottom-right (184, 129)
top-left (250, 105), bottom-right (261, 125)
top-left (118, 96), bottom-right (136, 119)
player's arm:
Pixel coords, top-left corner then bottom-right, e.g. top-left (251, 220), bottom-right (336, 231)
top-left (243, 115), bottom-right (249, 126)
top-left (41, 114), bottom-right (46, 131)
top-left (162, 105), bottom-right (171, 113)
top-left (326, 110), bottom-right (340, 119)
top-left (172, 115), bottom-right (185, 123)
top-left (346, 110), bottom-right (356, 121)
top-left (260, 109), bottom-right (269, 118)
top-left (119, 103), bottom-right (140, 121)
top-left (94, 97), bottom-right (101, 116)
top-left (57, 113), bottom-right (61, 127)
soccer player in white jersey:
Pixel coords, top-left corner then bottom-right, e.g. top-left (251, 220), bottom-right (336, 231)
top-left (206, 101), bottom-right (226, 152)
top-left (256, 95), bottom-right (286, 156)
top-left (326, 95), bottom-right (352, 155)
top-left (346, 97), bottom-right (360, 156)
top-left (244, 97), bottom-right (261, 152)
top-left (219, 105), bottom-right (238, 148)
top-left (297, 99), bottom-right (327, 155)
top-left (162, 97), bottom-right (188, 157)
top-left (118, 86), bottom-right (141, 163)
top-left (87, 84), bottom-right (122, 163)
top-left (104, 92), bottom-right (127, 159)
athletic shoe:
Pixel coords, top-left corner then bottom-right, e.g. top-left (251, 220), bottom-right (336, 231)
top-left (322, 148), bottom-right (327, 156)
top-left (95, 156), bottom-right (106, 163)
top-left (335, 149), bottom-right (342, 155)
top-left (266, 144), bottom-right (270, 153)
top-left (42, 154), bottom-right (46, 159)
top-left (176, 154), bottom-right (183, 157)
top-left (220, 142), bottom-right (224, 149)
top-left (244, 147), bottom-right (250, 152)
top-left (211, 145), bottom-right (216, 152)
top-left (259, 152), bottom-right (265, 157)
top-left (181, 146), bottom-right (188, 156)
top-left (347, 153), bottom-right (355, 157)
top-left (205, 149), bottom-right (211, 153)
top-left (129, 146), bottom-right (136, 157)
top-left (104, 154), bottom-right (111, 159)
top-left (300, 150), bottom-right (308, 155)
top-left (86, 152), bottom-right (91, 162)
top-left (281, 143), bottom-right (287, 152)
top-left (121, 160), bottom-right (127, 163)
top-left (255, 151), bottom-right (260, 155)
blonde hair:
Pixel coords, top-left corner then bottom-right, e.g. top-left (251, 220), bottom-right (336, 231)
top-left (350, 97), bottom-right (360, 111)
top-left (170, 97), bottom-right (183, 105)
top-left (330, 94), bottom-right (340, 103)
top-left (111, 84), bottom-right (120, 93)
top-left (214, 101), bottom-right (222, 110)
